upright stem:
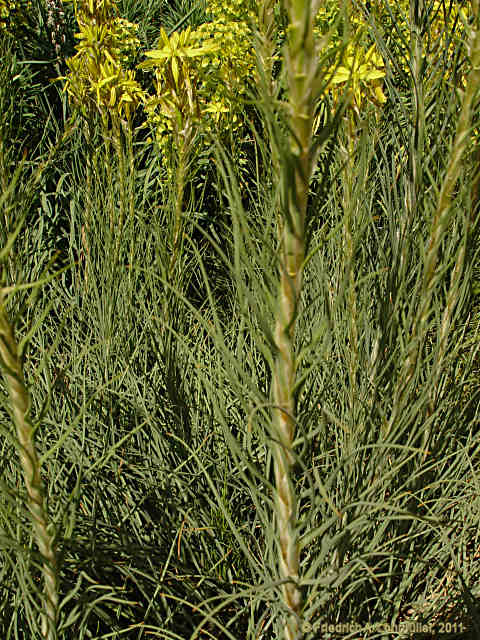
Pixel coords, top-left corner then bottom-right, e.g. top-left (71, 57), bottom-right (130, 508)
top-left (340, 117), bottom-right (359, 426)
top-left (271, 1), bottom-right (317, 637)
top-left (388, 1), bottom-right (480, 436)
top-left (82, 123), bottom-right (94, 292)
top-left (0, 292), bottom-right (58, 639)
top-left (385, 0), bottom-right (425, 435)
top-left (169, 130), bottom-right (188, 278)
top-left (406, 0), bottom-right (425, 226)
top-left (125, 121), bottom-right (135, 276)
top-left (113, 117), bottom-right (126, 267)
top-left (258, 0), bottom-right (277, 99)
top-left (102, 120), bottom-right (115, 236)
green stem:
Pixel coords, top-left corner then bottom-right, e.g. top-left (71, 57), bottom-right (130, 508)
top-left (126, 121), bottom-right (135, 276)
top-left (341, 118), bottom-right (359, 426)
top-left (271, 1), bottom-right (318, 637)
top-left (103, 121), bottom-right (115, 236)
top-left (388, 3), bottom-right (480, 436)
top-left (0, 292), bottom-right (58, 639)
top-left (385, 0), bottom-right (426, 436)
top-left (169, 124), bottom-right (190, 278)
top-left (113, 117), bottom-right (126, 267)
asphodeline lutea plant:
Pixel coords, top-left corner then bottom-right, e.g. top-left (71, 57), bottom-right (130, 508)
top-left (139, 26), bottom-right (219, 149)
top-left (139, 0), bottom-right (259, 153)
top-left (139, 26), bottom-right (220, 274)
top-left (61, 0), bottom-right (145, 261)
top-left (262, 2), bottom-right (389, 638)
top-left (62, 0), bottom-right (145, 127)
top-left (137, 0), bottom-right (259, 271)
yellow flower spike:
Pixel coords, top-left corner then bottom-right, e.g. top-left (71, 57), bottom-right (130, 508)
top-left (137, 2), bottom-right (258, 150)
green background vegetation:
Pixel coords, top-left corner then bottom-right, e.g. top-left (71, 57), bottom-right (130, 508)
top-left (0, 0), bottom-right (480, 638)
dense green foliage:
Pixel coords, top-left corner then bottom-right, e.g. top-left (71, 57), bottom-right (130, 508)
top-left (0, 0), bottom-right (479, 638)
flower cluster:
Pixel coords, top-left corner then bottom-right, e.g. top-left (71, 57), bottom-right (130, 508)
top-left (139, 26), bottom-right (219, 144)
top-left (0, 0), bottom-right (32, 33)
top-left (206, 0), bottom-right (256, 23)
top-left (62, 0), bottom-right (144, 126)
top-left (329, 41), bottom-right (386, 111)
top-left (192, 19), bottom-right (256, 127)
top-left (313, 2), bottom-right (387, 114)
top-left (61, 0), bottom-right (391, 151)
top-left (139, 0), bottom-right (258, 150)
top-left (135, 0), bottom-right (261, 178)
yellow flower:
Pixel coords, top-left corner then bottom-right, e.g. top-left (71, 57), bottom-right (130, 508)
top-left (330, 43), bottom-right (386, 109)
top-left (202, 99), bottom-right (229, 124)
top-left (139, 27), bottom-right (219, 88)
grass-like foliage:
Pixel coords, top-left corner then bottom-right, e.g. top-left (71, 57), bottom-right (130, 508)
top-left (1, 0), bottom-right (480, 639)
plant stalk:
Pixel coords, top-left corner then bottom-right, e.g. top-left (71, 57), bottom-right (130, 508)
top-left (388, 0), bottom-right (480, 436)
top-left (0, 291), bottom-right (58, 640)
top-left (271, 1), bottom-right (318, 637)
